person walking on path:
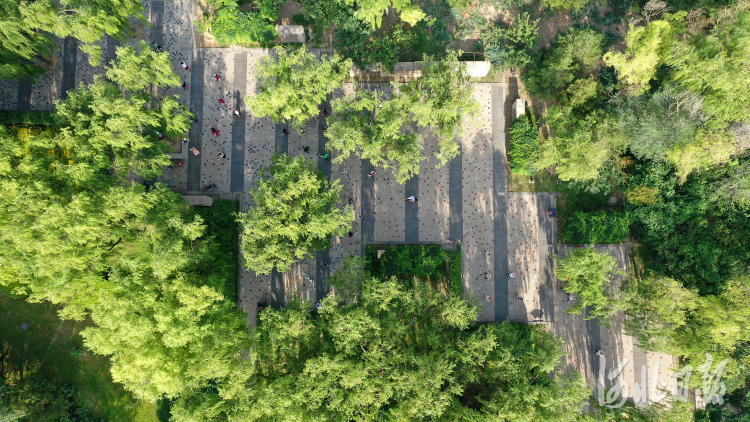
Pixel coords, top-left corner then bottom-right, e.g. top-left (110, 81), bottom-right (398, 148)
top-left (151, 41), bottom-right (162, 52)
top-left (217, 97), bottom-right (225, 105)
top-left (182, 137), bottom-right (188, 144)
top-left (485, 251), bottom-right (491, 258)
top-left (367, 170), bottom-right (377, 178)
top-left (300, 128), bottom-right (306, 136)
top-left (405, 196), bottom-right (416, 202)
top-left (182, 82), bottom-right (189, 90)
top-left (508, 272), bottom-right (516, 278)
top-left (321, 108), bottom-right (328, 117)
top-left (213, 73), bottom-right (221, 81)
top-left (342, 168), bottom-right (347, 175)
top-left (180, 61), bottom-right (189, 71)
top-left (233, 109), bottom-right (240, 117)
top-left (318, 152), bottom-right (329, 161)
top-left (485, 272), bottom-right (491, 279)
top-left (282, 128), bottom-right (289, 136)
top-left (210, 127), bottom-right (220, 137)
top-left (321, 261), bottom-right (330, 268)
top-left (217, 152), bottom-right (226, 160)
top-left (190, 147), bottom-right (200, 156)
top-left (303, 146), bottom-right (310, 153)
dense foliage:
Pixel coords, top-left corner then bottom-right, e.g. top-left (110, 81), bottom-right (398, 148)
top-left (379, 244), bottom-right (445, 277)
top-left (561, 210), bottom-right (630, 244)
top-left (555, 247), bottom-right (624, 322)
top-left (0, 377), bottom-right (96, 422)
top-left (200, 0), bottom-right (281, 45)
top-left (246, 45), bottom-right (352, 130)
top-left (481, 12), bottom-right (540, 71)
top-left (327, 52), bottom-right (479, 183)
top-left (171, 275), bottom-right (591, 421)
top-left (0, 0), bottom-right (145, 79)
top-left (239, 153), bottom-right (354, 274)
top-left (508, 114), bottom-right (540, 176)
top-left (0, 111), bottom-right (58, 126)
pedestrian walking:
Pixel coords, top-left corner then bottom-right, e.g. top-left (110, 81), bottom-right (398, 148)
top-left (316, 302), bottom-right (323, 310)
top-left (303, 146), bottom-right (310, 153)
top-left (300, 128), bottom-right (306, 136)
top-left (190, 147), bottom-right (200, 156)
top-left (348, 231), bottom-right (354, 237)
top-left (182, 137), bottom-right (188, 144)
top-left (405, 196), bottom-right (416, 202)
top-left (156, 132), bottom-right (164, 140)
top-left (485, 272), bottom-right (491, 279)
top-left (151, 41), bottom-right (162, 52)
top-left (306, 277), bottom-right (314, 283)
top-left (367, 170), bottom-right (377, 177)
top-left (319, 152), bottom-right (329, 160)
top-left (517, 297), bottom-right (524, 302)
top-left (485, 251), bottom-right (491, 258)
top-left (568, 293), bottom-right (575, 301)
top-left (182, 82), bottom-right (189, 90)
top-left (180, 61), bottom-right (189, 70)
top-left (321, 108), bottom-right (328, 117)
top-left (217, 97), bottom-right (225, 104)
top-left (485, 295), bottom-right (491, 302)
top-left (217, 152), bottom-right (226, 160)
top-left (342, 168), bottom-right (347, 175)
top-left (348, 198), bottom-right (353, 205)
top-left (321, 261), bottom-right (330, 268)
top-left (508, 272), bottom-right (516, 278)
top-left (210, 127), bottom-right (218, 136)
top-left (213, 73), bottom-right (220, 81)
top-left (596, 349), bottom-right (605, 357)
top-left (282, 128), bottom-right (289, 136)
top-left (233, 109), bottom-right (240, 117)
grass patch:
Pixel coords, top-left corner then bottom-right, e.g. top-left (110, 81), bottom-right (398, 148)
top-left (0, 295), bottom-right (159, 422)
top-left (190, 200), bottom-right (239, 302)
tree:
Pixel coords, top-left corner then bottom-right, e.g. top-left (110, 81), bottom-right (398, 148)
top-left (343, 0), bottom-right (425, 29)
top-left (522, 27), bottom-right (604, 100)
top-left (82, 274), bottom-right (249, 402)
top-left (239, 153), bottom-right (354, 274)
top-left (0, 0), bottom-right (146, 77)
top-left (246, 45), bottom-right (352, 130)
top-left (603, 18), bottom-right (679, 95)
top-left (618, 85), bottom-right (704, 162)
top-left (667, 9), bottom-right (750, 126)
top-left (536, 107), bottom-right (627, 181)
top-left (327, 52), bottom-right (479, 183)
top-left (105, 41), bottom-right (180, 91)
top-left (555, 247), bottom-right (624, 323)
top-left (172, 275), bottom-right (590, 421)
top-left (481, 12), bottom-right (540, 71)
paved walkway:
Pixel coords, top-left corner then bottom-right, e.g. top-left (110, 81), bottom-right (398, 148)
top-left (0, 0), bottom-right (676, 406)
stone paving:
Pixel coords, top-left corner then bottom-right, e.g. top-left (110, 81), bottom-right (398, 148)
top-left (2, 0), bottom-right (677, 405)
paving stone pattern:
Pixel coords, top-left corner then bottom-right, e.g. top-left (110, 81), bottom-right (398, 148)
top-left (1, 2), bottom-right (676, 403)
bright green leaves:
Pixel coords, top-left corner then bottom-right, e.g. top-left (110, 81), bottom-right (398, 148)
top-left (327, 51), bottom-right (479, 183)
top-left (555, 247), bottom-right (625, 323)
top-left (239, 153), bottom-right (354, 274)
top-left (106, 41), bottom-right (181, 91)
top-left (508, 114), bottom-right (540, 177)
top-left (481, 12), bottom-right (540, 72)
top-left (246, 45), bottom-right (352, 130)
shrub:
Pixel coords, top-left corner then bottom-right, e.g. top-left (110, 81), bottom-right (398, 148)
top-left (446, 247), bottom-right (462, 298)
top-left (207, 0), bottom-right (280, 45)
top-left (561, 210), bottom-right (629, 243)
top-left (508, 114), bottom-right (540, 177)
top-left (0, 111), bottom-right (58, 126)
top-left (481, 12), bottom-right (539, 71)
top-left (380, 244), bottom-right (445, 277)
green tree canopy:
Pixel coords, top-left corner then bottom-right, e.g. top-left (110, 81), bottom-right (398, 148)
top-left (555, 247), bottom-right (624, 323)
top-left (523, 27), bottom-right (604, 100)
top-left (246, 45), bottom-right (352, 130)
top-left (0, 0), bottom-right (146, 79)
top-left (481, 12), bottom-right (540, 71)
top-left (105, 41), bottom-right (181, 92)
top-left (327, 52), bottom-right (479, 183)
top-left (171, 275), bottom-right (590, 421)
top-left (239, 153), bottom-right (354, 274)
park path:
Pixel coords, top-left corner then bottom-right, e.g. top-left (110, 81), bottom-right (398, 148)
top-left (0, 0), bottom-right (676, 406)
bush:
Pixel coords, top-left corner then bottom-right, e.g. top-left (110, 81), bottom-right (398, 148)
top-left (0, 111), bottom-right (58, 126)
top-left (508, 114), bottom-right (540, 177)
top-left (446, 247), bottom-right (462, 298)
top-left (207, 0), bottom-right (280, 45)
top-left (481, 13), bottom-right (539, 71)
top-left (561, 210), bottom-right (629, 243)
top-left (380, 244), bottom-right (444, 277)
